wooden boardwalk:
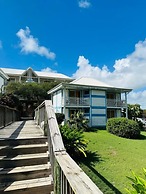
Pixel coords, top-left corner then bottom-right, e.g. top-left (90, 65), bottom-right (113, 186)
top-left (0, 120), bottom-right (44, 139)
top-left (0, 120), bottom-right (53, 194)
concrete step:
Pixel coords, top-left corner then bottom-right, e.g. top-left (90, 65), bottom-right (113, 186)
top-left (0, 137), bottom-right (47, 146)
top-left (0, 176), bottom-right (53, 194)
top-left (0, 143), bottom-right (48, 156)
top-left (0, 163), bottom-right (51, 182)
top-left (0, 153), bottom-right (49, 168)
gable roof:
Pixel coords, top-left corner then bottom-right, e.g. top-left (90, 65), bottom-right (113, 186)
top-left (0, 67), bottom-right (71, 80)
top-left (48, 77), bottom-right (132, 94)
top-left (70, 77), bottom-right (113, 87)
top-left (0, 69), bottom-right (9, 80)
top-left (21, 67), bottom-right (38, 77)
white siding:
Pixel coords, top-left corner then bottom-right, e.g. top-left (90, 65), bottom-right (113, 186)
top-left (92, 117), bottom-right (106, 126)
top-left (52, 90), bottom-right (62, 113)
top-left (0, 77), bottom-right (4, 93)
top-left (92, 98), bottom-right (105, 106)
top-left (92, 109), bottom-right (106, 114)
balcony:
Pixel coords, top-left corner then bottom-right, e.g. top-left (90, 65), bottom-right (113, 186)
top-left (65, 97), bottom-right (90, 106)
top-left (107, 99), bottom-right (126, 108)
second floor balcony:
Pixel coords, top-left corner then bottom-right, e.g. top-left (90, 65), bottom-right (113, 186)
top-left (65, 97), bottom-right (126, 108)
top-left (65, 97), bottom-right (90, 106)
top-left (107, 99), bottom-right (126, 108)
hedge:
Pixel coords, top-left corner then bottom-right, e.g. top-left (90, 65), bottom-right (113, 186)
top-left (106, 117), bottom-right (140, 139)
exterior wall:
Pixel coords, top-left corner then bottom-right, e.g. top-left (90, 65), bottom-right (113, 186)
top-left (0, 76), bottom-right (4, 93)
top-left (90, 90), bottom-right (106, 127)
top-left (52, 90), bottom-right (62, 113)
top-left (51, 87), bottom-right (128, 128)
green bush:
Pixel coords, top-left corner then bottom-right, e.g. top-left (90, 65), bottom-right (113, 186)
top-left (126, 168), bottom-right (146, 193)
top-left (106, 117), bottom-right (140, 139)
top-left (60, 124), bottom-right (88, 158)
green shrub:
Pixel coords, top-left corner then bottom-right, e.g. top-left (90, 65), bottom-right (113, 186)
top-left (60, 124), bottom-right (88, 158)
top-left (126, 168), bottom-right (146, 193)
top-left (106, 117), bottom-right (140, 139)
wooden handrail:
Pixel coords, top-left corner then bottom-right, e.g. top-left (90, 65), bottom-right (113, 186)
top-left (35, 100), bottom-right (103, 194)
top-left (0, 104), bottom-right (19, 128)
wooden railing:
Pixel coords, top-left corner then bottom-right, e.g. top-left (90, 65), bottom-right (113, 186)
top-left (0, 104), bottom-right (19, 129)
top-left (35, 100), bottom-right (103, 194)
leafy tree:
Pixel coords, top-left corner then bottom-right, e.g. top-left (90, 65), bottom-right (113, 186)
top-left (128, 104), bottom-right (143, 120)
top-left (5, 81), bottom-right (61, 117)
top-left (0, 93), bottom-right (20, 108)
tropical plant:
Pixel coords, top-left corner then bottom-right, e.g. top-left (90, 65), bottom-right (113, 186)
top-left (126, 168), bottom-right (146, 194)
top-left (60, 124), bottom-right (88, 158)
top-left (68, 111), bottom-right (89, 131)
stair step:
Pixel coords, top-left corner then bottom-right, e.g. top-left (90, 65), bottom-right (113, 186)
top-left (0, 163), bottom-right (51, 182)
top-left (0, 153), bottom-right (49, 168)
top-left (0, 137), bottom-right (47, 146)
top-left (0, 143), bottom-right (48, 156)
top-left (0, 176), bottom-right (53, 194)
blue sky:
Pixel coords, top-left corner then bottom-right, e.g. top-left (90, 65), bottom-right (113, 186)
top-left (1, 0), bottom-right (146, 108)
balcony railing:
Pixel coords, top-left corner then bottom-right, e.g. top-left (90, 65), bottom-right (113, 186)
top-left (107, 99), bottom-right (126, 108)
top-left (65, 97), bottom-right (90, 106)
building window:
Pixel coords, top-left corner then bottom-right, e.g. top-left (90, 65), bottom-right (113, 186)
top-left (107, 109), bottom-right (115, 118)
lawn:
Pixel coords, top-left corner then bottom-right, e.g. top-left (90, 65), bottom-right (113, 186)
top-left (78, 130), bottom-right (146, 194)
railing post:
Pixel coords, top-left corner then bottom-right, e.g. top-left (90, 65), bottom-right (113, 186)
top-left (4, 106), bottom-right (6, 127)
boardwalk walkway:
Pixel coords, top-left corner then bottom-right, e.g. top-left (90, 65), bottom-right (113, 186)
top-left (0, 120), bottom-right (53, 194)
top-left (0, 120), bottom-right (44, 139)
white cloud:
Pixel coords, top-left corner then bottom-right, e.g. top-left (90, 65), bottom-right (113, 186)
top-left (128, 91), bottom-right (146, 108)
top-left (41, 67), bottom-right (56, 73)
top-left (78, 0), bottom-right (91, 8)
top-left (73, 38), bottom-right (146, 108)
top-left (16, 27), bottom-right (56, 60)
top-left (0, 40), bottom-right (2, 49)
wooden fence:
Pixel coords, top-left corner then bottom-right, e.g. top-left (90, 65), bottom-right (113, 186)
top-left (0, 104), bottom-right (19, 128)
top-left (35, 100), bottom-right (103, 194)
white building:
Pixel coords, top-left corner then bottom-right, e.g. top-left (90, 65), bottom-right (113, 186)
top-left (0, 69), bottom-right (9, 93)
top-left (0, 67), bottom-right (71, 84)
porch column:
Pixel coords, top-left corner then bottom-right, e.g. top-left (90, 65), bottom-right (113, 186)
top-left (125, 92), bottom-right (128, 118)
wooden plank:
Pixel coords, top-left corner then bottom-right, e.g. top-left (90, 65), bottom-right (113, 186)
top-left (45, 101), bottom-right (65, 153)
top-left (56, 152), bottom-right (103, 194)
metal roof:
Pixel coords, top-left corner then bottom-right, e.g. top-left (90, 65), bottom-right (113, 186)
top-left (0, 67), bottom-right (71, 80)
top-left (70, 77), bottom-right (113, 87)
top-left (48, 77), bottom-right (132, 94)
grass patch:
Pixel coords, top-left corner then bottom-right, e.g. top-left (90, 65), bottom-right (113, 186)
top-left (78, 130), bottom-right (146, 194)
